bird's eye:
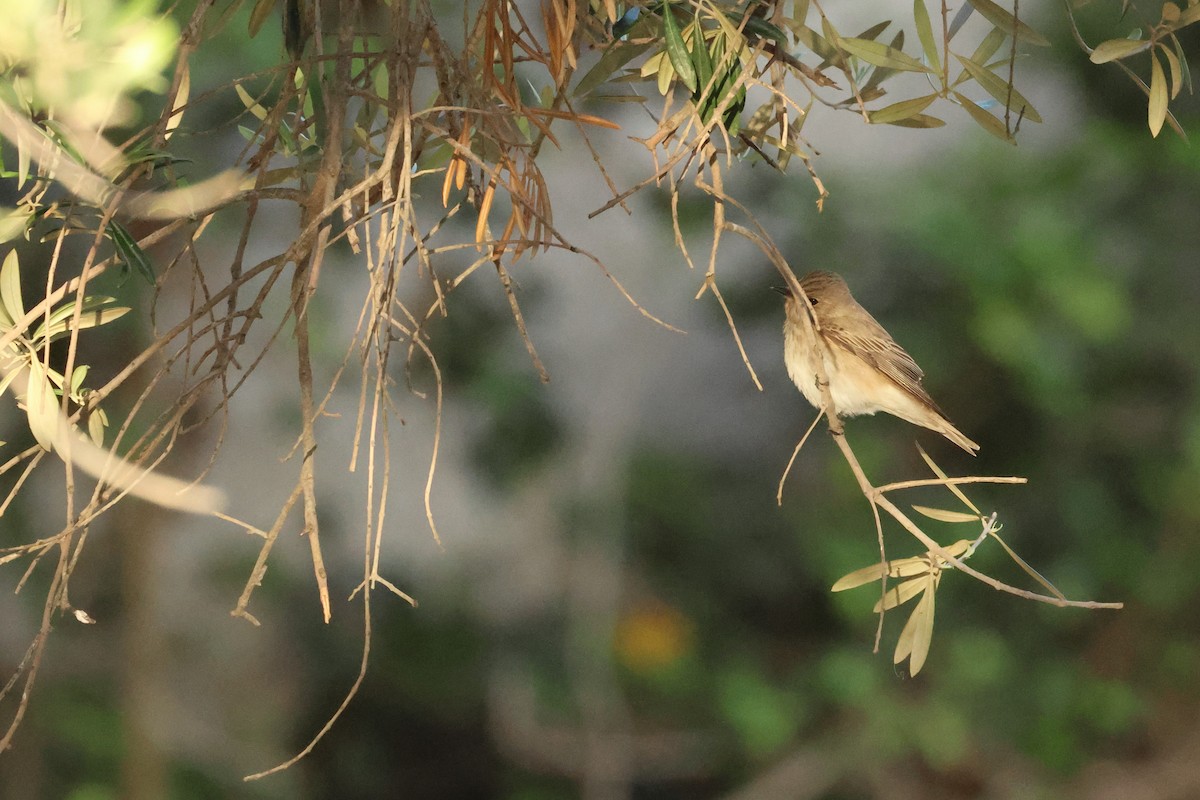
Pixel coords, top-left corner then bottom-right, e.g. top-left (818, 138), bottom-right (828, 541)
top-left (809, 297), bottom-right (819, 306)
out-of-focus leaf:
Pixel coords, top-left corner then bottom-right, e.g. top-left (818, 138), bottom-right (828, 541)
top-left (955, 54), bottom-right (1043, 122)
top-left (164, 60), bottom-right (190, 142)
top-left (1, 249), bottom-right (24, 324)
top-left (0, 206), bottom-right (33, 244)
top-left (912, 505), bottom-right (980, 523)
top-left (33, 299), bottom-right (130, 345)
top-left (235, 83), bottom-right (269, 121)
top-left (914, 0), bottom-right (942, 75)
top-left (954, 91), bottom-right (1015, 144)
top-left (966, 0), bottom-right (1050, 46)
top-left (108, 221), bottom-right (156, 285)
top-left (868, 93), bottom-right (937, 123)
top-left (248, 0), bottom-right (276, 38)
top-left (662, 2), bottom-right (697, 93)
top-left (1089, 37), bottom-right (1151, 63)
top-left (574, 40), bottom-right (654, 97)
top-left (837, 37), bottom-right (932, 72)
top-left (1148, 49), bottom-right (1168, 137)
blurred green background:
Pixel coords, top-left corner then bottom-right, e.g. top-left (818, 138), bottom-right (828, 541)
top-left (3, 2), bottom-right (1200, 799)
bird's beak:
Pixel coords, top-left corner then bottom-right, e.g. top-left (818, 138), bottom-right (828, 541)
top-left (771, 285), bottom-right (792, 297)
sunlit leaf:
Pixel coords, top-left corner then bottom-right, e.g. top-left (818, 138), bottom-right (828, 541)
top-left (955, 54), bottom-right (1043, 122)
top-left (912, 505), bottom-right (981, 523)
top-left (88, 405), bottom-right (107, 447)
top-left (966, 0), bottom-right (1050, 46)
top-left (837, 37), bottom-right (932, 72)
top-left (25, 359), bottom-right (58, 452)
top-left (0, 250), bottom-right (24, 324)
top-left (873, 577), bottom-right (928, 611)
top-left (31, 297), bottom-right (130, 344)
top-left (1089, 37), bottom-right (1151, 64)
top-left (895, 583), bottom-right (936, 674)
top-left (235, 83), bottom-right (269, 121)
top-left (1149, 49), bottom-right (1168, 136)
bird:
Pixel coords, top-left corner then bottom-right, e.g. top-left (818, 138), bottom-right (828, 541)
top-left (777, 271), bottom-right (979, 455)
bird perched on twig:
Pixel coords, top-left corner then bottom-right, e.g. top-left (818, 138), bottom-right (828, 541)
top-left (777, 271), bottom-right (979, 455)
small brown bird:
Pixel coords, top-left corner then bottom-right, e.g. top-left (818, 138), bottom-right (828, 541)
top-left (778, 271), bottom-right (979, 455)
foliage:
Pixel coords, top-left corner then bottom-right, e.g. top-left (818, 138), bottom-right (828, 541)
top-left (0, 0), bottom-right (1196, 786)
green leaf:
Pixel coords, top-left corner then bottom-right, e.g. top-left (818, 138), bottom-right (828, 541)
top-left (662, 2), bottom-right (697, 93)
top-left (691, 23), bottom-right (714, 99)
top-left (954, 54), bottom-right (1043, 122)
top-left (914, 0), bottom-right (942, 75)
top-left (888, 113), bottom-right (946, 128)
top-left (573, 40), bottom-right (654, 97)
top-left (837, 37), bottom-right (932, 72)
top-left (31, 297), bottom-right (130, 345)
top-left (970, 26), bottom-right (1009, 67)
top-left (1089, 37), bottom-right (1151, 64)
top-left (868, 93), bottom-right (937, 123)
top-left (965, 0), bottom-right (1050, 46)
top-left (108, 222), bottom-right (156, 285)
top-left (953, 91), bottom-right (1016, 143)
top-left (1148, 49), bottom-right (1168, 137)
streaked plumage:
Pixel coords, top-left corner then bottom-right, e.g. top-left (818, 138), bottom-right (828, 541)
top-left (780, 271), bottom-right (979, 455)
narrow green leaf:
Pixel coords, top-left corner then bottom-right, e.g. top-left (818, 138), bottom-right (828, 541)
top-left (662, 2), bottom-right (698, 93)
top-left (914, 0), bottom-right (942, 75)
top-left (1149, 49), bottom-right (1168, 137)
top-left (965, 0), bottom-right (1050, 46)
top-left (838, 37), bottom-right (932, 72)
top-left (888, 113), bottom-right (946, 128)
top-left (954, 91), bottom-right (1015, 143)
top-left (970, 26), bottom-right (1008, 68)
top-left (108, 222), bottom-right (156, 286)
top-left (955, 54), bottom-right (1043, 122)
top-left (1089, 37), bottom-right (1151, 64)
top-left (574, 41), bottom-right (654, 97)
top-left (868, 93), bottom-right (937, 123)
top-left (692, 24), bottom-right (714, 100)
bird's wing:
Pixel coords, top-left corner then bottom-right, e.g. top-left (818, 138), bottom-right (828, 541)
top-left (823, 321), bottom-right (944, 412)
